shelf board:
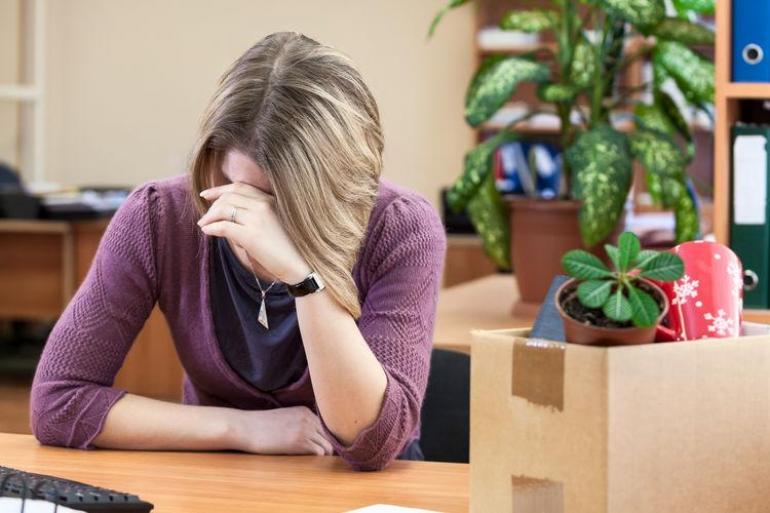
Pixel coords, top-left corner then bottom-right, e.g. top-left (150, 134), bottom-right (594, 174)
top-left (744, 309), bottom-right (770, 325)
top-left (723, 82), bottom-right (770, 99)
top-left (0, 85), bottom-right (40, 101)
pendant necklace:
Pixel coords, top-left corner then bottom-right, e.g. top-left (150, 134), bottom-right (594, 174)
top-left (252, 272), bottom-right (277, 329)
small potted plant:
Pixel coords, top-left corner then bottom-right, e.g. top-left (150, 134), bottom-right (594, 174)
top-left (557, 232), bottom-right (684, 345)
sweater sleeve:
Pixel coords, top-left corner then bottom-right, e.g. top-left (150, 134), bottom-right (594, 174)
top-left (30, 183), bottom-right (162, 448)
top-left (321, 196), bottom-right (446, 471)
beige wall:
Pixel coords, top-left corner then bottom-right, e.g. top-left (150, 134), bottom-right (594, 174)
top-left (34, 0), bottom-right (476, 205)
top-left (0, 0), bottom-right (21, 168)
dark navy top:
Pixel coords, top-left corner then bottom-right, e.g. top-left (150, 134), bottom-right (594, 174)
top-left (209, 237), bottom-right (307, 392)
top-left (209, 237), bottom-right (423, 460)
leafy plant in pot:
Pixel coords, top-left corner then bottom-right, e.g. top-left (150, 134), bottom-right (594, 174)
top-left (557, 232), bottom-right (684, 346)
top-left (429, 0), bottom-right (713, 303)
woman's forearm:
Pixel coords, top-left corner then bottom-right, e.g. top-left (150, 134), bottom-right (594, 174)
top-left (295, 289), bottom-right (388, 446)
top-left (93, 394), bottom-right (239, 451)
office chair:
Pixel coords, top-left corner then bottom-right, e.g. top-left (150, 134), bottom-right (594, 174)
top-left (419, 348), bottom-right (470, 464)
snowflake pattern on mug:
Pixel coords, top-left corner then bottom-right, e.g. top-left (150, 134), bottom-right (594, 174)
top-left (704, 309), bottom-right (735, 337)
top-left (727, 260), bottom-right (743, 299)
top-left (672, 275), bottom-right (700, 305)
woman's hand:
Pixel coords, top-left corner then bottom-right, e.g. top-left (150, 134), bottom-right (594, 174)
top-left (231, 406), bottom-right (334, 456)
top-left (197, 183), bottom-right (311, 284)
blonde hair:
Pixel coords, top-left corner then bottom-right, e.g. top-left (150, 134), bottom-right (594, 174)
top-left (189, 32), bottom-right (383, 318)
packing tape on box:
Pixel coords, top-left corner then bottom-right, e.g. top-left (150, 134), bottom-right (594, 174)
top-left (511, 338), bottom-right (566, 411)
top-left (511, 475), bottom-right (565, 513)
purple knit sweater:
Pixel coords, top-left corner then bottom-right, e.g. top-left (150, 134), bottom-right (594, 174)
top-left (29, 175), bottom-right (446, 471)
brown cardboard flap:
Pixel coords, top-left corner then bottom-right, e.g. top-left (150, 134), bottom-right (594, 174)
top-left (512, 338), bottom-right (566, 411)
top-left (512, 475), bottom-right (564, 513)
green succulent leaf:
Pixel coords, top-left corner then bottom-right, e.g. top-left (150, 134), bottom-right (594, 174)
top-left (578, 280), bottom-right (614, 308)
top-left (617, 232), bottom-right (641, 272)
top-left (428, 0), bottom-right (470, 38)
top-left (598, 0), bottom-right (665, 29)
top-left (562, 250), bottom-right (613, 280)
top-left (654, 41), bottom-right (715, 105)
top-left (639, 252), bottom-right (685, 281)
top-left (446, 130), bottom-right (518, 212)
top-left (673, 0), bottom-right (714, 15)
top-left (627, 283), bottom-right (661, 327)
top-left (635, 249), bottom-right (659, 269)
top-left (570, 37), bottom-right (597, 89)
top-left (629, 129), bottom-right (687, 179)
top-left (538, 83), bottom-right (576, 103)
top-left (466, 173), bottom-right (510, 269)
top-left (567, 125), bottom-right (633, 247)
top-left (465, 57), bottom-right (550, 127)
top-left (500, 9), bottom-right (559, 33)
top-left (674, 189), bottom-right (700, 242)
top-left (603, 287), bottom-right (633, 322)
top-left (605, 244), bottom-right (621, 271)
top-left (653, 18), bottom-right (715, 46)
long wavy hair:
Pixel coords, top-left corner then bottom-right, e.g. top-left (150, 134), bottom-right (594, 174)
top-left (189, 32), bottom-right (383, 318)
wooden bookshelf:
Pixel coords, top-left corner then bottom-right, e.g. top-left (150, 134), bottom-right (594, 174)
top-left (712, 0), bottom-right (770, 320)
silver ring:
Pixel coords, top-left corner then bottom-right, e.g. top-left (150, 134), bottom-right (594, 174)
top-left (230, 206), bottom-right (238, 224)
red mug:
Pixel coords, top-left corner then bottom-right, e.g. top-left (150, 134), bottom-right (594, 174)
top-left (656, 241), bottom-right (743, 342)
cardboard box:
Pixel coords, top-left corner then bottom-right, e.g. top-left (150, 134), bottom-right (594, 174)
top-left (470, 327), bottom-right (770, 513)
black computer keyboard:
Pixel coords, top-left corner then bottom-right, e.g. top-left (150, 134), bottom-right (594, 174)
top-left (0, 465), bottom-right (154, 513)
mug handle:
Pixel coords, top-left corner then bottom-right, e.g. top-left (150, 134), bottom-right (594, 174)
top-left (655, 324), bottom-right (678, 342)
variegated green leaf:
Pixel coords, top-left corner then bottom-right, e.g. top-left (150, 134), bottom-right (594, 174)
top-left (465, 57), bottom-right (550, 127)
top-left (570, 37), bottom-right (596, 89)
top-left (466, 173), bottom-right (510, 269)
top-left (466, 55), bottom-right (508, 106)
top-left (500, 9), bottom-right (559, 33)
top-left (578, 280), bottom-right (614, 308)
top-left (603, 288), bottom-right (632, 322)
top-left (646, 172), bottom-right (665, 206)
top-left (655, 89), bottom-right (695, 161)
top-left (627, 283), bottom-right (661, 327)
top-left (538, 83), bottom-right (576, 102)
top-left (653, 18), bottom-right (714, 46)
top-left (635, 103), bottom-right (677, 135)
top-left (447, 130), bottom-right (519, 211)
top-left (673, 0), bottom-right (714, 15)
top-left (598, 0), bottom-right (665, 29)
top-left (629, 129), bottom-right (687, 178)
top-left (674, 189), bottom-right (700, 242)
top-left (428, 0), bottom-right (470, 38)
top-left (567, 125), bottom-right (633, 247)
top-left (654, 41), bottom-right (714, 104)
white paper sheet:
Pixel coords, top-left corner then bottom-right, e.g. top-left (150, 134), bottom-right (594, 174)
top-left (733, 134), bottom-right (768, 225)
top-left (0, 497), bottom-right (84, 513)
top-left (346, 505), bottom-right (444, 513)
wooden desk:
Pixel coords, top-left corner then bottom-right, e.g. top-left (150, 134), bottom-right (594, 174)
top-left (0, 433), bottom-right (468, 513)
top-left (433, 274), bottom-right (533, 354)
top-left (0, 218), bottom-right (183, 400)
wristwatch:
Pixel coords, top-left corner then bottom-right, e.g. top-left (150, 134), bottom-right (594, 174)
top-left (286, 271), bottom-right (326, 297)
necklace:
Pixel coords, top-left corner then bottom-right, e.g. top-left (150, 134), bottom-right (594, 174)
top-left (252, 271), bottom-right (277, 329)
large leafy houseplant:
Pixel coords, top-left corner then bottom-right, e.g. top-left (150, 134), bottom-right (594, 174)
top-left (430, 0), bottom-right (715, 269)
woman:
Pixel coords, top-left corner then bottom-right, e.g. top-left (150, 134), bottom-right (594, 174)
top-left (30, 32), bottom-right (445, 471)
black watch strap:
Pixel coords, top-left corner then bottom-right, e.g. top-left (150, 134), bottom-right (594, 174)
top-left (286, 271), bottom-right (326, 297)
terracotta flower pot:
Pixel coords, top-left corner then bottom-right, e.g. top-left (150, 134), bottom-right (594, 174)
top-left (507, 198), bottom-right (623, 307)
top-left (555, 278), bottom-right (670, 346)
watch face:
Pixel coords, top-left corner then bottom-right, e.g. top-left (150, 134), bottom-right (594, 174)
top-left (288, 272), bottom-right (325, 297)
